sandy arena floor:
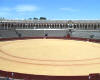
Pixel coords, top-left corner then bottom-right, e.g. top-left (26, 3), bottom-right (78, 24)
top-left (0, 39), bottom-right (100, 76)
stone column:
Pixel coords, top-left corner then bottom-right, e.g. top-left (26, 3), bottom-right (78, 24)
top-left (51, 24), bottom-right (52, 28)
top-left (55, 24), bottom-right (57, 28)
top-left (82, 24), bottom-right (84, 30)
top-left (77, 24), bottom-right (79, 29)
top-left (27, 23), bottom-right (29, 29)
top-left (58, 24), bottom-right (60, 28)
top-left (98, 24), bottom-right (100, 30)
top-left (82, 24), bottom-right (83, 30)
top-left (79, 24), bottom-right (81, 30)
top-left (34, 24), bottom-right (36, 29)
top-left (38, 24), bottom-right (39, 28)
top-left (52, 24), bottom-right (54, 28)
top-left (6, 23), bottom-right (8, 30)
top-left (90, 24), bottom-right (92, 30)
top-left (95, 24), bottom-right (97, 30)
top-left (91, 24), bottom-right (93, 30)
top-left (88, 24), bottom-right (90, 30)
top-left (71, 24), bottom-right (73, 29)
top-left (92, 24), bottom-right (94, 30)
top-left (21, 23), bottom-right (23, 29)
top-left (31, 23), bottom-right (33, 29)
top-left (87, 24), bottom-right (88, 30)
top-left (48, 24), bottom-right (49, 28)
top-left (64, 24), bottom-right (66, 28)
top-left (28, 23), bottom-right (30, 29)
top-left (5, 23), bottom-right (7, 30)
top-left (18, 23), bottom-right (19, 29)
top-left (76, 24), bottom-right (78, 29)
top-left (46, 24), bottom-right (47, 28)
top-left (0, 22), bottom-right (1, 29)
top-left (62, 24), bottom-right (63, 29)
top-left (97, 24), bottom-right (99, 30)
top-left (41, 24), bottom-right (43, 29)
top-left (74, 24), bottom-right (77, 29)
top-left (10, 23), bottom-right (11, 29)
top-left (22, 23), bottom-right (24, 29)
top-left (53, 24), bottom-right (55, 28)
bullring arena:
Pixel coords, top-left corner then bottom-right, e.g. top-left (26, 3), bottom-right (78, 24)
top-left (0, 20), bottom-right (100, 80)
top-left (0, 39), bottom-right (100, 80)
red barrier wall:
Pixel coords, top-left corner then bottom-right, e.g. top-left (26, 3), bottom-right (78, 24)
top-left (0, 70), bottom-right (89, 80)
top-left (0, 36), bottom-right (100, 42)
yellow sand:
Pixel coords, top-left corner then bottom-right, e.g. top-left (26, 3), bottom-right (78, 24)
top-left (0, 39), bottom-right (100, 76)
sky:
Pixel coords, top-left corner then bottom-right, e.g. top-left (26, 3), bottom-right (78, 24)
top-left (0, 0), bottom-right (100, 20)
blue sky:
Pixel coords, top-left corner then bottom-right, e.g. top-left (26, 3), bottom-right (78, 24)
top-left (0, 0), bottom-right (100, 20)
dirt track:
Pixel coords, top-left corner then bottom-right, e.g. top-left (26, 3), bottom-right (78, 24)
top-left (0, 39), bottom-right (100, 76)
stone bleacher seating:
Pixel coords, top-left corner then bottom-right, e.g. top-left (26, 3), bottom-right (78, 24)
top-left (72, 30), bottom-right (100, 39)
top-left (17, 30), bottom-right (44, 37)
top-left (16, 30), bottom-right (68, 38)
top-left (45, 30), bottom-right (68, 37)
top-left (0, 30), bottom-right (18, 38)
top-left (0, 29), bottom-right (100, 39)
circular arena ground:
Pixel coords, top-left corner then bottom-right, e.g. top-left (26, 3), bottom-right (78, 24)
top-left (0, 39), bottom-right (100, 76)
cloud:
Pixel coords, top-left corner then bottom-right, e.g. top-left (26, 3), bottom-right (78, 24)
top-left (0, 7), bottom-right (12, 17)
top-left (60, 8), bottom-right (79, 12)
top-left (0, 7), bottom-right (12, 12)
top-left (15, 5), bottom-right (38, 12)
top-left (0, 4), bottom-right (38, 12)
top-left (0, 5), bottom-right (38, 18)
